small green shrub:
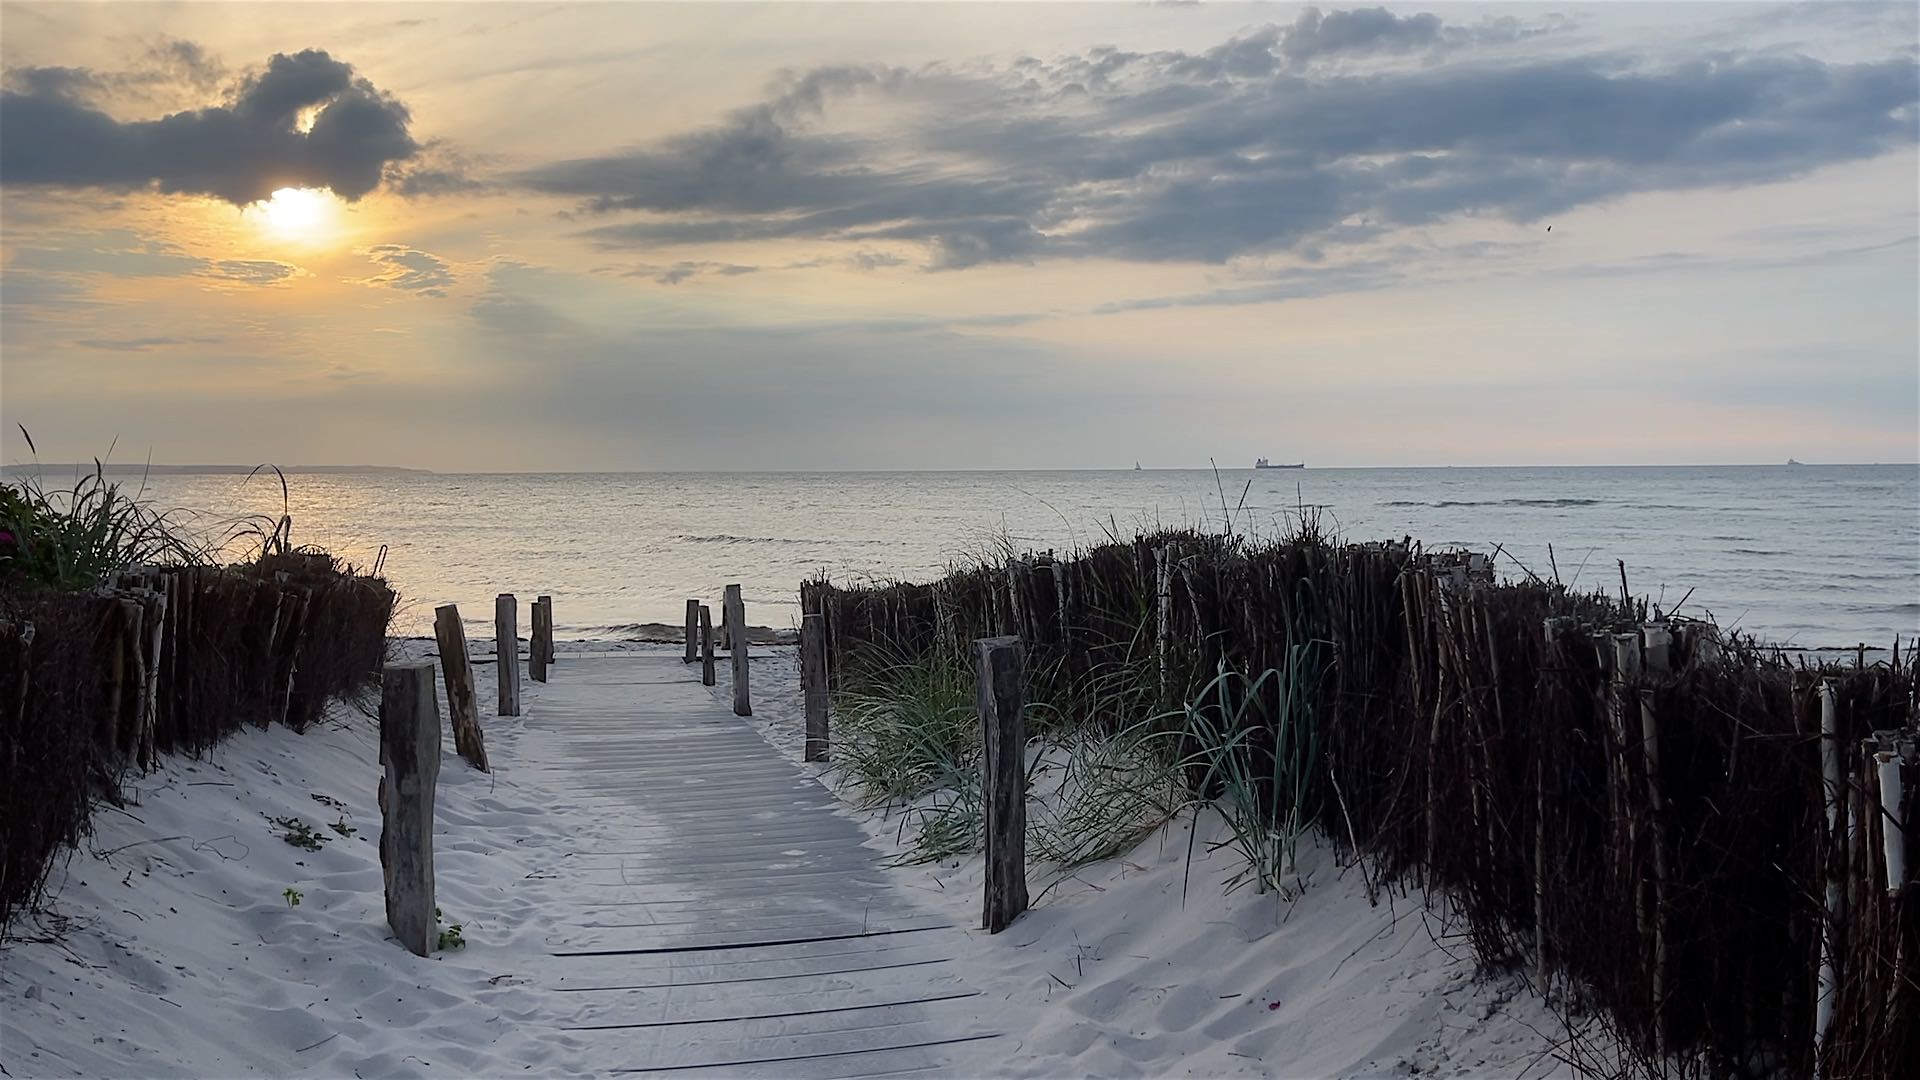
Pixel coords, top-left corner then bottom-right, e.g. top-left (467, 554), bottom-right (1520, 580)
top-left (266, 815), bottom-right (327, 851)
top-left (327, 815), bottom-right (356, 838)
top-left (282, 887), bottom-right (302, 907)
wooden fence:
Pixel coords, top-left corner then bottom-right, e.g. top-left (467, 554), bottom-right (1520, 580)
top-left (803, 529), bottom-right (1917, 1078)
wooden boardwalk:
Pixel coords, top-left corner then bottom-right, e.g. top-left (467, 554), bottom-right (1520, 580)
top-left (521, 655), bottom-right (1005, 1077)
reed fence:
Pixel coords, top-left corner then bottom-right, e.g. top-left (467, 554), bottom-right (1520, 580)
top-left (802, 529), bottom-right (1916, 1079)
top-left (0, 552), bottom-right (394, 930)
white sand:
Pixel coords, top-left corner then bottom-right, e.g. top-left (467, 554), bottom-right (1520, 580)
top-left (1, 641), bottom-right (1612, 1077)
top-left (718, 649), bottom-right (1613, 1079)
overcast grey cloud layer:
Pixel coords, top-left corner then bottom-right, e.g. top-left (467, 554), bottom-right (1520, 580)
top-left (519, 8), bottom-right (1918, 269)
top-left (0, 48), bottom-right (418, 204)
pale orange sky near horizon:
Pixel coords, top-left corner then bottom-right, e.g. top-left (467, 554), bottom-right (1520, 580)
top-left (1, 1), bottom-right (1916, 470)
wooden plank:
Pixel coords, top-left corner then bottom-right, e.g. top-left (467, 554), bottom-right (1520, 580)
top-left (975, 636), bottom-right (1028, 933)
top-left (801, 612), bottom-right (829, 761)
top-left (379, 662), bottom-right (441, 957)
top-left (700, 605), bottom-right (717, 687)
top-left (725, 585), bottom-right (751, 717)
top-left (434, 604), bottom-right (488, 771)
top-left (497, 593), bottom-right (522, 716)
top-left (685, 599), bottom-right (700, 664)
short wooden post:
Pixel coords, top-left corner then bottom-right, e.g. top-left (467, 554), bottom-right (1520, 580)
top-left (433, 605), bottom-right (487, 771)
top-left (538, 595), bottom-right (555, 666)
top-left (379, 662), bottom-right (440, 957)
top-left (529, 598), bottom-right (549, 684)
top-left (976, 636), bottom-right (1029, 933)
top-left (495, 594), bottom-right (521, 716)
top-left (699, 604), bottom-right (716, 687)
top-left (724, 584), bottom-right (751, 716)
top-left (802, 612), bottom-right (829, 761)
top-left (684, 599), bottom-right (700, 664)
top-left (1877, 749), bottom-right (1908, 895)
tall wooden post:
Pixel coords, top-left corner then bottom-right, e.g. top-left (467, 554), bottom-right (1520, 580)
top-left (433, 605), bottom-right (487, 771)
top-left (1816, 679), bottom-right (1841, 1074)
top-left (976, 636), bottom-right (1029, 933)
top-left (1638, 627), bottom-right (1670, 1057)
top-left (699, 604), bottom-right (716, 687)
top-left (379, 662), bottom-right (440, 957)
top-left (724, 584), bottom-right (751, 716)
top-left (684, 599), bottom-right (700, 664)
top-left (802, 612), bottom-right (829, 761)
top-left (495, 594), bottom-right (521, 716)
top-left (529, 599), bottom-right (549, 684)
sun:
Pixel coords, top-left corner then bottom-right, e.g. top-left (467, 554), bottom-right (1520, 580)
top-left (248, 187), bottom-right (338, 242)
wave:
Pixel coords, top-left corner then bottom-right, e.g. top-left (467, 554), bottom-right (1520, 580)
top-left (1379, 498), bottom-right (1604, 509)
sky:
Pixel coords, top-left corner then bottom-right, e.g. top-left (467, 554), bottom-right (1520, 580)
top-left (0, 1), bottom-right (1915, 470)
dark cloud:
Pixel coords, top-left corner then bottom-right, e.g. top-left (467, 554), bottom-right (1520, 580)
top-left (519, 16), bottom-right (1916, 270)
top-left (359, 245), bottom-right (454, 296)
top-left (0, 47), bottom-right (419, 205)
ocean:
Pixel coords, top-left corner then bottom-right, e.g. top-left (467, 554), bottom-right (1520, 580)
top-left (34, 465), bottom-right (1920, 650)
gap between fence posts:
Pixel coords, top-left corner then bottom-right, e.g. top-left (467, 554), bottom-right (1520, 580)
top-left (433, 604), bottom-right (487, 771)
top-left (699, 604), bottom-right (716, 687)
top-left (724, 584), bottom-right (751, 717)
top-left (684, 599), bottom-right (699, 664)
top-left (379, 662), bottom-right (440, 957)
top-left (976, 635), bottom-right (1029, 934)
top-left (496, 594), bottom-right (521, 716)
top-left (802, 612), bottom-right (829, 761)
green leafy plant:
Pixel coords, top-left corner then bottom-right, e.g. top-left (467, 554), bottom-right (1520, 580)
top-left (328, 815), bottom-right (356, 838)
top-left (435, 907), bottom-right (465, 950)
top-left (266, 815), bottom-right (328, 852)
top-left (282, 887), bottom-right (302, 907)
top-left (0, 430), bottom-right (205, 590)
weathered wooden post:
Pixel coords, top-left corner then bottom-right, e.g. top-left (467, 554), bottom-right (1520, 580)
top-left (802, 612), bottom-right (829, 761)
top-left (976, 636), bottom-right (1029, 933)
top-left (684, 599), bottom-right (700, 664)
top-left (724, 584), bottom-right (751, 716)
top-left (1878, 746), bottom-right (1908, 895)
top-left (1638, 625), bottom-right (1671, 1056)
top-left (538, 595), bottom-right (556, 666)
top-left (1816, 679), bottom-right (1841, 1074)
top-left (433, 604), bottom-right (487, 771)
top-left (699, 604), bottom-right (717, 687)
top-left (529, 598), bottom-right (549, 684)
top-left (379, 662), bottom-right (440, 957)
top-left (495, 593), bottom-right (521, 716)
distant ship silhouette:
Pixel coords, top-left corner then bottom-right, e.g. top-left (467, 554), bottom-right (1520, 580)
top-left (1254, 458), bottom-right (1304, 469)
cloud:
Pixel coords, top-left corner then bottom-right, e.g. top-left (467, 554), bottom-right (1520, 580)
top-left (358, 245), bottom-right (454, 296)
top-left (72, 336), bottom-right (227, 352)
top-left (518, 16), bottom-right (1917, 270)
top-left (0, 47), bottom-right (420, 205)
top-left (207, 260), bottom-right (301, 286)
top-left (6, 231), bottom-right (303, 289)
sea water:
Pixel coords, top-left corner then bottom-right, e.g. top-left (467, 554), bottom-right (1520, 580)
top-left (48, 465), bottom-right (1920, 650)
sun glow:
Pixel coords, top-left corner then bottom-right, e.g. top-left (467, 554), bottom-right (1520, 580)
top-left (249, 187), bottom-right (337, 242)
